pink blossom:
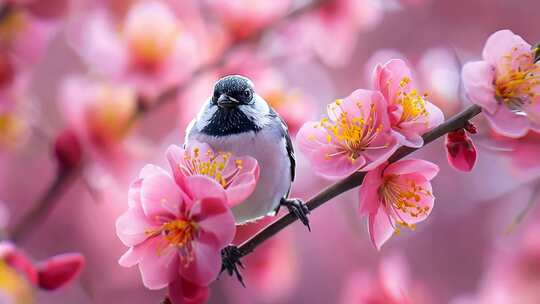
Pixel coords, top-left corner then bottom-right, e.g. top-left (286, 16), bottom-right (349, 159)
top-left (297, 89), bottom-right (398, 179)
top-left (72, 1), bottom-right (198, 99)
top-left (373, 59), bottom-right (444, 147)
top-left (58, 75), bottom-right (136, 156)
top-left (341, 254), bottom-right (430, 304)
top-left (358, 159), bottom-right (439, 250)
top-left (116, 161), bottom-right (236, 290)
top-left (206, 0), bottom-right (291, 41)
top-left (166, 142), bottom-right (260, 207)
top-left (462, 29), bottom-right (540, 138)
top-left (445, 129), bottom-right (477, 172)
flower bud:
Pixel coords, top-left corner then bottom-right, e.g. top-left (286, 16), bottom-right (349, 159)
top-left (445, 128), bottom-right (477, 172)
top-left (53, 129), bottom-right (82, 170)
top-left (36, 253), bottom-right (85, 290)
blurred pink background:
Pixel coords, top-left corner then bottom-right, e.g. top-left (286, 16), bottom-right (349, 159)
top-left (2, 0), bottom-right (540, 303)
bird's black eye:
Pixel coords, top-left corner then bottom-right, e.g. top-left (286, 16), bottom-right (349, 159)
top-left (242, 89), bottom-right (252, 100)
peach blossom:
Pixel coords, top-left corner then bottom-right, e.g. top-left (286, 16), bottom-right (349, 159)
top-left (462, 30), bottom-right (540, 138)
top-left (116, 162), bottom-right (235, 289)
top-left (358, 159), bottom-right (439, 249)
top-left (166, 142), bottom-right (260, 207)
top-left (297, 89), bottom-right (398, 179)
top-left (373, 59), bottom-right (444, 147)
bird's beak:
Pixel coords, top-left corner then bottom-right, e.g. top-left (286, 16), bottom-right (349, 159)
top-left (217, 94), bottom-right (239, 108)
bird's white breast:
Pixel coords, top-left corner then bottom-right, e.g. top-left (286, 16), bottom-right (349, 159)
top-left (187, 125), bottom-right (292, 224)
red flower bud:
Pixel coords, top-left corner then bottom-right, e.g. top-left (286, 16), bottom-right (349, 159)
top-left (36, 253), bottom-right (85, 290)
top-left (445, 129), bottom-right (477, 172)
top-left (54, 129), bottom-right (83, 169)
top-left (0, 51), bottom-right (14, 89)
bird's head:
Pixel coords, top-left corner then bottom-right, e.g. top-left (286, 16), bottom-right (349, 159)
top-left (196, 75), bottom-right (272, 136)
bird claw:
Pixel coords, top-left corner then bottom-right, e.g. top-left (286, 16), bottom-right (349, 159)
top-left (280, 198), bottom-right (311, 231)
top-left (220, 245), bottom-right (245, 287)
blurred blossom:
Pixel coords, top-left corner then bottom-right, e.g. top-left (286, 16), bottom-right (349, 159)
top-left (473, 223), bottom-right (540, 304)
top-left (72, 0), bottom-right (198, 100)
top-left (483, 130), bottom-right (540, 177)
top-left (0, 74), bottom-right (29, 151)
top-left (0, 242), bottom-right (85, 302)
top-left (373, 58), bottom-right (444, 147)
top-left (224, 219), bottom-right (298, 304)
top-left (417, 48), bottom-right (461, 114)
top-left (58, 75), bottom-right (137, 169)
top-left (340, 254), bottom-right (430, 304)
top-left (205, 0), bottom-right (291, 41)
top-left (53, 129), bottom-right (83, 170)
top-left (297, 89), bottom-right (398, 179)
top-left (166, 142), bottom-right (260, 208)
top-left (445, 128), bottom-right (477, 172)
top-left (116, 154), bottom-right (236, 296)
top-left (294, 0), bottom-right (383, 66)
top-left (358, 159), bottom-right (439, 249)
top-left (462, 29), bottom-right (540, 138)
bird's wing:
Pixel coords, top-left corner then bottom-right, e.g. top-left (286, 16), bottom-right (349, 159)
top-left (269, 108), bottom-right (296, 182)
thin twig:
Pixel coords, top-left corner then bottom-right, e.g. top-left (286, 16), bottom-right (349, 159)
top-left (10, 167), bottom-right (79, 242)
top-left (138, 0), bottom-right (327, 116)
top-left (238, 105), bottom-right (483, 256)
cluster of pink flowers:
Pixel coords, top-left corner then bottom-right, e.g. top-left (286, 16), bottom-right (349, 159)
top-left (297, 59), bottom-right (443, 249)
top-left (116, 142), bottom-right (259, 303)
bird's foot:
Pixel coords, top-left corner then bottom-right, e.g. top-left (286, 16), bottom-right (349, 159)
top-left (220, 245), bottom-right (245, 287)
top-left (279, 198), bottom-right (311, 231)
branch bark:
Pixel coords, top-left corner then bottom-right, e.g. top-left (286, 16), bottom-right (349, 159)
top-left (238, 105), bottom-right (483, 256)
top-left (10, 167), bottom-right (79, 242)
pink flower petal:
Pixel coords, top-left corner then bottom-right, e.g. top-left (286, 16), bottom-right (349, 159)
top-left (118, 238), bottom-right (155, 268)
top-left (373, 59), bottom-right (413, 103)
top-left (390, 174), bottom-right (434, 224)
top-left (166, 144), bottom-right (189, 188)
top-left (224, 157), bottom-right (260, 206)
top-left (482, 30), bottom-right (531, 67)
top-left (358, 165), bottom-right (384, 215)
top-left (383, 159), bottom-right (439, 181)
top-left (462, 61), bottom-right (497, 114)
top-left (116, 206), bottom-right (158, 247)
top-left (190, 197), bottom-right (235, 247)
top-left (138, 238), bottom-right (180, 290)
top-left (36, 253), bottom-right (85, 290)
top-left (183, 175), bottom-right (227, 204)
top-left (141, 171), bottom-right (182, 218)
top-left (180, 232), bottom-right (222, 286)
top-left (0, 242), bottom-right (38, 284)
top-left (368, 205), bottom-right (395, 250)
top-left (168, 277), bottom-right (209, 304)
top-left (485, 106), bottom-right (530, 138)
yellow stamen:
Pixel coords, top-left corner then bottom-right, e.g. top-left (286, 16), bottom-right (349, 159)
top-left (495, 49), bottom-right (540, 115)
top-left (379, 175), bottom-right (432, 231)
top-left (146, 219), bottom-right (198, 266)
top-left (396, 77), bottom-right (429, 125)
top-left (313, 99), bottom-right (387, 162)
top-left (182, 149), bottom-right (243, 188)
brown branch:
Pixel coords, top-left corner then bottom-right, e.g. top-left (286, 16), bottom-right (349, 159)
top-left (9, 167), bottom-right (79, 242)
top-left (138, 0), bottom-right (327, 115)
top-left (238, 105), bottom-right (483, 256)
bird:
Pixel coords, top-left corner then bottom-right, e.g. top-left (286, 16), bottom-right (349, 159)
top-left (185, 75), bottom-right (310, 284)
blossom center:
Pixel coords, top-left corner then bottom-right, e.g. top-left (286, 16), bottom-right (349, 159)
top-left (182, 148), bottom-right (244, 188)
top-left (379, 175), bottom-right (431, 230)
top-left (396, 77), bottom-right (429, 124)
top-left (495, 49), bottom-right (540, 113)
top-left (0, 113), bottom-right (23, 147)
top-left (316, 99), bottom-right (384, 161)
top-left (147, 219), bottom-right (198, 265)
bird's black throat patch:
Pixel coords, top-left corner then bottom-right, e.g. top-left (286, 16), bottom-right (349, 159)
top-left (201, 107), bottom-right (261, 136)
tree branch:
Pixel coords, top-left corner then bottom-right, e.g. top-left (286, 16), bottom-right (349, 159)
top-left (238, 105), bottom-right (483, 256)
top-left (10, 167), bottom-right (79, 242)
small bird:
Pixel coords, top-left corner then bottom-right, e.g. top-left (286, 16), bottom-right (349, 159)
top-left (185, 75), bottom-right (310, 283)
